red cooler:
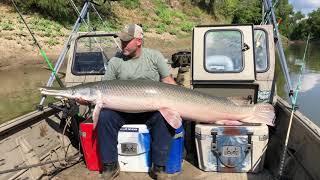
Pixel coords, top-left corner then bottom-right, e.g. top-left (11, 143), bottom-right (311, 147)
top-left (79, 122), bottom-right (103, 171)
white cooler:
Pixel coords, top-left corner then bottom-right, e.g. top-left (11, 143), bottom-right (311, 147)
top-left (195, 123), bottom-right (269, 173)
top-left (117, 124), bottom-right (151, 172)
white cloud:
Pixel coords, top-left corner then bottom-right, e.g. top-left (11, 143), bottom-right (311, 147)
top-left (289, 0), bottom-right (320, 14)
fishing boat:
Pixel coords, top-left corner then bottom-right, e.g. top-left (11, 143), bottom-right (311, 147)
top-left (1, 0), bottom-right (319, 179)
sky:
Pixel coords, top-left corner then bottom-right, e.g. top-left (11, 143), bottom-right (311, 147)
top-left (289, 0), bottom-right (320, 15)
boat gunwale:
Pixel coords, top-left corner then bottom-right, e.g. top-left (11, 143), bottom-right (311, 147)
top-left (0, 102), bottom-right (62, 140)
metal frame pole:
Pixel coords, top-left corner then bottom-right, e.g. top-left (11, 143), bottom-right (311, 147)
top-left (263, 0), bottom-right (293, 98)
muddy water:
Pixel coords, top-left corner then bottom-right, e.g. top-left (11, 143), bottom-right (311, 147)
top-left (0, 65), bottom-right (60, 124)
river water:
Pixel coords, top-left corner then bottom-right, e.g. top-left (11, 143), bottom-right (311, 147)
top-left (0, 42), bottom-right (319, 126)
top-left (277, 41), bottom-right (320, 127)
top-left (0, 65), bottom-right (61, 124)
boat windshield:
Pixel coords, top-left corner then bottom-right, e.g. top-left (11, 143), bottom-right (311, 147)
top-left (254, 29), bottom-right (269, 72)
top-left (72, 35), bottom-right (118, 75)
top-left (204, 30), bottom-right (243, 73)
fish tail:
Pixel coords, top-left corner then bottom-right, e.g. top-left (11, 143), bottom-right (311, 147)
top-left (241, 103), bottom-right (275, 126)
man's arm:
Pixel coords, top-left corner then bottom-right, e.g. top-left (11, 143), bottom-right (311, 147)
top-left (152, 50), bottom-right (177, 85)
top-left (161, 76), bottom-right (177, 85)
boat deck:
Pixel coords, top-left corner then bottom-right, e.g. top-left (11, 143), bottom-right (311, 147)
top-left (53, 160), bottom-right (274, 180)
top-left (0, 108), bottom-right (275, 180)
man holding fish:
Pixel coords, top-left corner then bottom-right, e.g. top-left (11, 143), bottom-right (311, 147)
top-left (79, 24), bottom-right (178, 179)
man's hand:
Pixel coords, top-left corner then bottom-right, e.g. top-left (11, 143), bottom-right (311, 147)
top-left (75, 97), bottom-right (89, 105)
top-left (161, 76), bottom-right (177, 85)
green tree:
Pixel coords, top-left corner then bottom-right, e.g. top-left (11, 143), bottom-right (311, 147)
top-left (289, 8), bottom-right (320, 40)
top-left (287, 11), bottom-right (306, 40)
top-left (213, 0), bottom-right (238, 18)
top-left (289, 19), bottom-right (308, 40)
top-left (275, 0), bottom-right (294, 37)
top-left (292, 11), bottom-right (304, 21)
top-left (232, 0), bottom-right (261, 24)
top-left (191, 0), bottom-right (239, 21)
top-left (192, 0), bottom-right (262, 24)
top-left (307, 8), bottom-right (320, 39)
top-left (14, 0), bottom-right (73, 21)
top-left (4, 0), bottom-right (115, 23)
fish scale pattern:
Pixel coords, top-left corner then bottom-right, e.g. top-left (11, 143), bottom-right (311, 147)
top-left (71, 80), bottom-right (252, 114)
top-left (41, 80), bottom-right (274, 125)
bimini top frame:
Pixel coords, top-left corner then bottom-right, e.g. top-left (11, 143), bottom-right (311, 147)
top-left (38, 0), bottom-right (107, 109)
top-left (262, 0), bottom-right (294, 102)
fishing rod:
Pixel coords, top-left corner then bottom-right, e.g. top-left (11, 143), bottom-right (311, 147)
top-left (278, 33), bottom-right (311, 179)
top-left (11, 0), bottom-right (65, 88)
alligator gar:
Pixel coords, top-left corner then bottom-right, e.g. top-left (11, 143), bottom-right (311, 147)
top-left (40, 80), bottom-right (275, 129)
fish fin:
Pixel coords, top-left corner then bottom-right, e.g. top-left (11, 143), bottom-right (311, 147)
top-left (93, 102), bottom-right (103, 129)
top-left (159, 108), bottom-right (182, 129)
top-left (215, 120), bottom-right (244, 125)
top-left (241, 103), bottom-right (275, 126)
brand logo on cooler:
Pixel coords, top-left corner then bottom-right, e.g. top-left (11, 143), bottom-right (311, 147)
top-left (120, 127), bottom-right (139, 132)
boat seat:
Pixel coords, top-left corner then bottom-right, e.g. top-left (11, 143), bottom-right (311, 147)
top-left (72, 51), bottom-right (106, 75)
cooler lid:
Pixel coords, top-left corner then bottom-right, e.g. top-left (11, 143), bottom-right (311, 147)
top-left (195, 123), bottom-right (268, 136)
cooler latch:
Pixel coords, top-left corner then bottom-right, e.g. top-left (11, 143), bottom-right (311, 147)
top-left (245, 132), bottom-right (253, 153)
top-left (211, 131), bottom-right (218, 154)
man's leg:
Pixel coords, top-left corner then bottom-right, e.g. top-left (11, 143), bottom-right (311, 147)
top-left (97, 109), bottom-right (125, 179)
top-left (146, 112), bottom-right (176, 167)
top-left (97, 108), bottom-right (125, 163)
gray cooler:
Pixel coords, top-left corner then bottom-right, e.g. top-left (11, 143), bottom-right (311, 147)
top-left (195, 123), bottom-right (268, 173)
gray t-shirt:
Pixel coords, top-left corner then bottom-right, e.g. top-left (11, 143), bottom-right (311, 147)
top-left (103, 48), bottom-right (170, 81)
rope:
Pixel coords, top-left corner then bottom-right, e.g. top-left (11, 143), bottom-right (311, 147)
top-left (278, 34), bottom-right (311, 178)
top-left (261, 0), bottom-right (279, 25)
top-left (91, 4), bottom-right (121, 50)
top-left (11, 0), bottom-right (65, 88)
top-left (0, 154), bottom-right (80, 174)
